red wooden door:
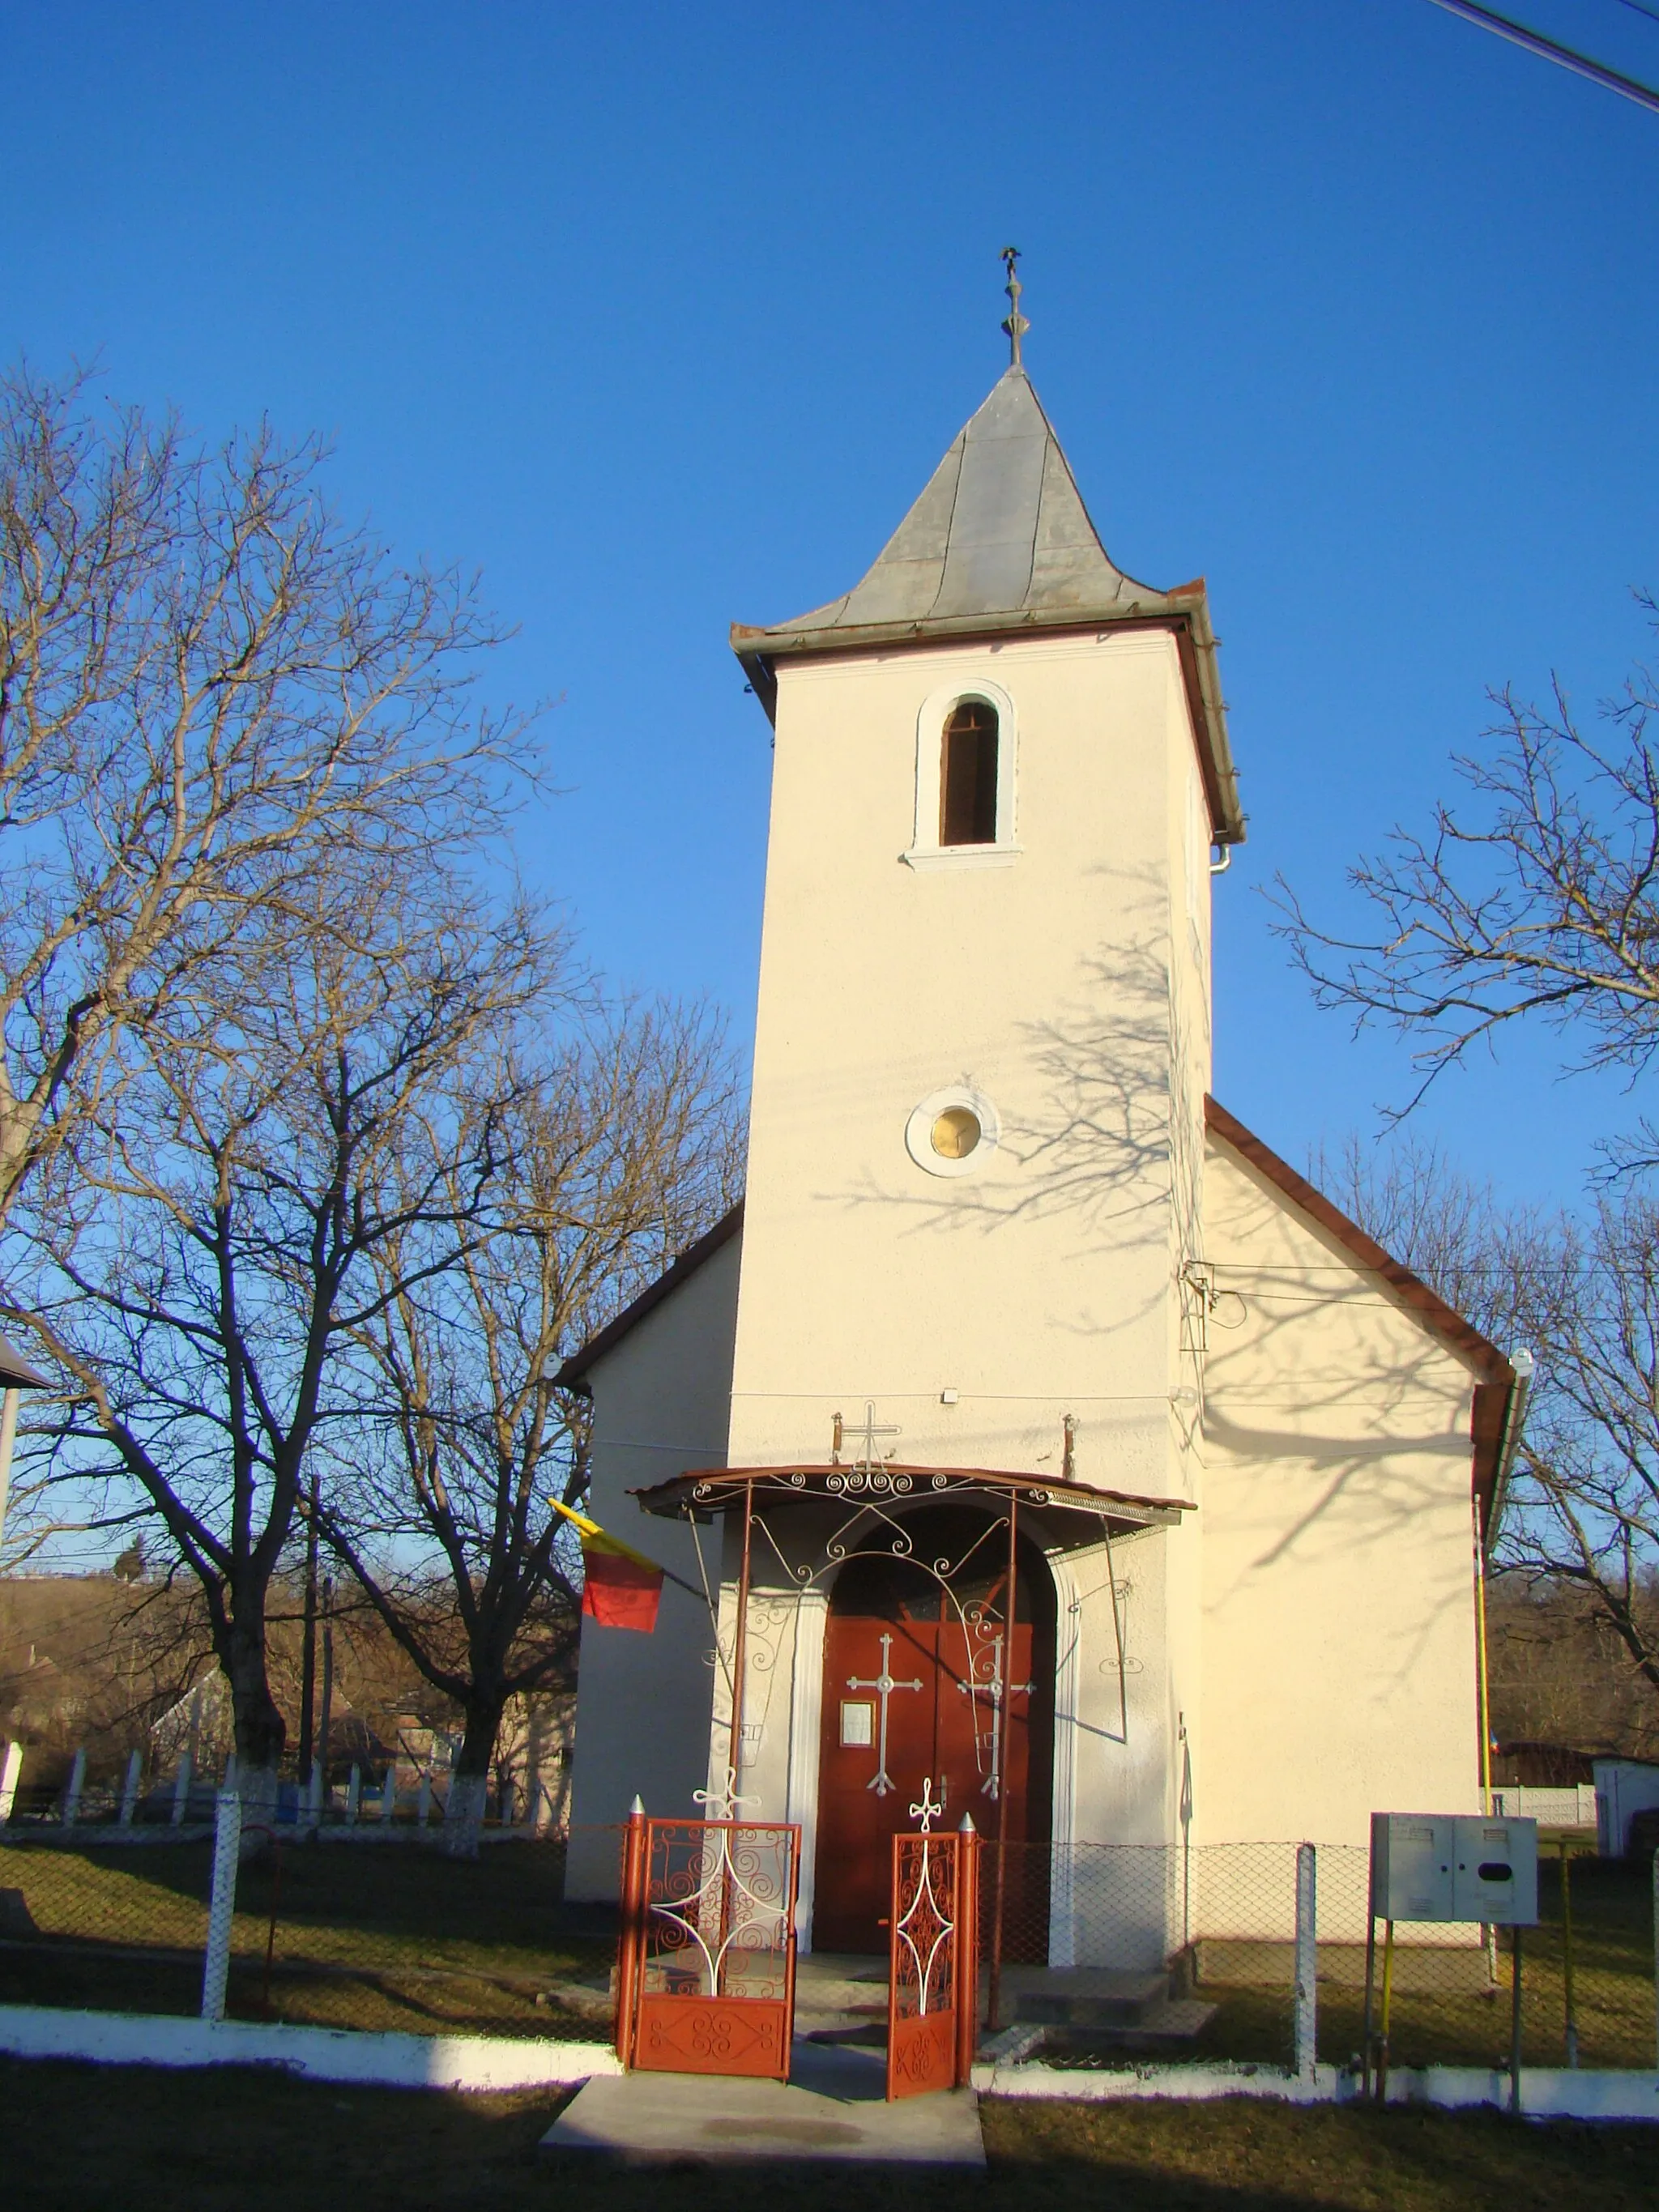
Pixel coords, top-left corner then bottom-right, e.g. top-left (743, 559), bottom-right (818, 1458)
top-left (813, 1577), bottom-right (1041, 1955)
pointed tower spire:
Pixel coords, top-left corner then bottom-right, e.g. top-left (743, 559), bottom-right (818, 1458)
top-left (1000, 246), bottom-right (1029, 369)
top-left (730, 327), bottom-right (1244, 846)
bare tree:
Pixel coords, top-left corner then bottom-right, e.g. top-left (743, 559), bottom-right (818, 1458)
top-left (7, 879), bottom-right (562, 1809)
top-left (1502, 1191), bottom-right (1659, 1703)
top-left (1277, 596), bottom-right (1659, 1146)
top-left (1486, 1575), bottom-right (1659, 1764)
top-left (1309, 1131), bottom-right (1542, 1351)
top-left (318, 995), bottom-right (740, 1848)
top-left (0, 360), bottom-right (531, 1225)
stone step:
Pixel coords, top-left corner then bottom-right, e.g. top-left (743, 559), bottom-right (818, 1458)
top-left (1007, 1968), bottom-right (1171, 2028)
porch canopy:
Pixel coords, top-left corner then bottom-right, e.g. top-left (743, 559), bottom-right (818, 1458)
top-left (632, 1461), bottom-right (1190, 1538)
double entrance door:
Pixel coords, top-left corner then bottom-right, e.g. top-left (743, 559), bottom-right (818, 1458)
top-left (811, 1515), bottom-right (1054, 1957)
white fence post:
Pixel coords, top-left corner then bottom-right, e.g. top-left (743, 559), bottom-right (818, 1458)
top-left (200, 1789), bottom-right (242, 2022)
top-left (62, 1746), bottom-right (87, 1827)
top-left (1294, 1842), bottom-right (1317, 2079)
top-left (118, 1750), bottom-right (142, 1827)
top-left (416, 1772), bottom-right (432, 1826)
top-left (171, 1752), bottom-right (192, 1826)
top-left (0, 1741), bottom-right (21, 1825)
top-left (345, 1764), bottom-right (360, 1826)
top-left (380, 1768), bottom-right (397, 1822)
top-left (307, 1758), bottom-right (322, 1827)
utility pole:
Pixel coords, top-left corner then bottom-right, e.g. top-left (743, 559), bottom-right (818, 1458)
top-left (318, 1575), bottom-right (335, 1803)
top-left (296, 1467), bottom-right (320, 1781)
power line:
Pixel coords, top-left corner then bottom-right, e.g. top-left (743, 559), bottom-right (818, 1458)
top-left (1423, 0), bottom-right (1659, 113)
top-left (1611, 0), bottom-right (1659, 30)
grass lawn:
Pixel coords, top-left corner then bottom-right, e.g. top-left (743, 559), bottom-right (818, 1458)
top-left (0, 1838), bottom-right (615, 2037)
top-left (0, 2057), bottom-right (1655, 2212)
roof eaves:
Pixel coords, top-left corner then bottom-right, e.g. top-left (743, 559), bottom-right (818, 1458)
top-left (552, 1201), bottom-right (744, 1395)
top-left (730, 596), bottom-right (1246, 846)
top-left (1204, 1096), bottom-right (1518, 1519)
top-left (1204, 1097), bottom-right (1512, 1384)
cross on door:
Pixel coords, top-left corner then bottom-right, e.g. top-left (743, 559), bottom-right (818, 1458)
top-left (847, 1630), bottom-right (923, 1797)
top-left (957, 1630), bottom-right (1033, 1801)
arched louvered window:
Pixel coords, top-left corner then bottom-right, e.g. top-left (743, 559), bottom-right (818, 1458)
top-left (939, 699), bottom-right (999, 846)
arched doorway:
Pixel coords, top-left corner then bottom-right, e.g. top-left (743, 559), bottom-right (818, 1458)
top-left (812, 1505), bottom-right (1055, 1955)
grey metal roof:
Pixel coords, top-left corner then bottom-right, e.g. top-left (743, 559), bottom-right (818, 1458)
top-left (744, 369), bottom-right (1170, 641)
top-left (731, 366), bottom-right (1245, 843)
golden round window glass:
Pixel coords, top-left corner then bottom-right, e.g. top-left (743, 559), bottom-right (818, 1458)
top-left (930, 1106), bottom-right (981, 1161)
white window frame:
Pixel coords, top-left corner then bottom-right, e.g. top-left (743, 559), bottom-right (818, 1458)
top-left (904, 1083), bottom-right (1003, 1179)
top-left (902, 678), bottom-right (1021, 872)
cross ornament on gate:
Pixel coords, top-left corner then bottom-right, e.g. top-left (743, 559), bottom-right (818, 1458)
top-left (847, 1630), bottom-right (924, 1797)
top-left (910, 1777), bottom-right (944, 1832)
top-left (693, 1766), bottom-right (760, 1822)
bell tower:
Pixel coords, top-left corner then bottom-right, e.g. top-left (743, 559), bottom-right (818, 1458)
top-left (725, 296), bottom-right (1243, 1512)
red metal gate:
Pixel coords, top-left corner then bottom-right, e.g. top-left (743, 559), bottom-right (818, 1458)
top-left (615, 1805), bottom-right (800, 2080)
top-left (887, 1791), bottom-right (980, 2099)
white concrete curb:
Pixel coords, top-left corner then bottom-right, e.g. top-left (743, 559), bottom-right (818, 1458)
top-left (2, 2005), bottom-right (1654, 2121)
top-left (0, 2004), bottom-right (621, 2091)
top-left (973, 2057), bottom-right (1659, 2121)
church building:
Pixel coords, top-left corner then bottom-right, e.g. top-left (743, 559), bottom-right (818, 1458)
top-left (558, 304), bottom-right (1522, 1968)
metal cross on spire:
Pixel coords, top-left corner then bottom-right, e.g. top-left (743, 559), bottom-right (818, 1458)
top-left (1000, 245), bottom-right (1030, 369)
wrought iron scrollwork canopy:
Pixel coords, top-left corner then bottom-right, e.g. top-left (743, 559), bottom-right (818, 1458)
top-left (630, 1461), bottom-right (1189, 1536)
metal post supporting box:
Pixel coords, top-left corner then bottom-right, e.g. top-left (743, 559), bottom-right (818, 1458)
top-left (1451, 1814), bottom-right (1537, 1924)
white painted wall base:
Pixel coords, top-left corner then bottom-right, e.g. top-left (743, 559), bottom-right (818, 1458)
top-left (975, 2058), bottom-right (1659, 2122)
top-left (0, 2004), bottom-right (621, 2091)
top-left (4, 2003), bottom-right (1653, 2122)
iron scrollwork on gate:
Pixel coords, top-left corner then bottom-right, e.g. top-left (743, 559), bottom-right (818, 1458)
top-left (887, 1781), bottom-right (980, 2099)
top-left (616, 1797), bottom-right (800, 2080)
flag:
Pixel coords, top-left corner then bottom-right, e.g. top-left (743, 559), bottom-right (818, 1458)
top-left (552, 1498), bottom-right (666, 1634)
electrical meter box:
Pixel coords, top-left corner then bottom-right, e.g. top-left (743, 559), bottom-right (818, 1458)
top-left (1369, 1812), bottom-right (1537, 1925)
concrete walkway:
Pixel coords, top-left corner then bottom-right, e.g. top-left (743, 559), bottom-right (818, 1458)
top-left (539, 2038), bottom-right (985, 2167)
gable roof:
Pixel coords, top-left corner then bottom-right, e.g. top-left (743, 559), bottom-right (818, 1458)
top-left (730, 366), bottom-right (1245, 846)
top-left (1204, 1095), bottom-right (1520, 1523)
top-left (552, 1202), bottom-right (743, 1394)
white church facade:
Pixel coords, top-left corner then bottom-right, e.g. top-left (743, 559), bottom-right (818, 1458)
top-left (558, 345), bottom-right (1521, 1967)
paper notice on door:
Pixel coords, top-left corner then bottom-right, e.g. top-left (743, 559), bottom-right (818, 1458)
top-left (840, 1700), bottom-right (874, 1748)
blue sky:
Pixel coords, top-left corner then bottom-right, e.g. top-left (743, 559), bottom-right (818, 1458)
top-left (5, 0), bottom-right (1657, 1213)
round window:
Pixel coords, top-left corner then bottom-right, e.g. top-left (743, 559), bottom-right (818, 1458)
top-left (931, 1107), bottom-right (981, 1160)
top-left (906, 1086), bottom-right (1000, 1179)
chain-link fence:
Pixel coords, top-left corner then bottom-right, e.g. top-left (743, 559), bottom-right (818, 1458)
top-left (0, 1813), bottom-right (621, 2037)
top-left (225, 1826), bottom-right (615, 2035)
top-left (976, 1839), bottom-right (1304, 2062)
top-left (970, 1837), bottom-right (1658, 2073)
top-left (1318, 1843), bottom-right (1659, 2074)
top-left (3, 1809), bottom-right (1656, 2073)
top-left (0, 1835), bottom-right (216, 2015)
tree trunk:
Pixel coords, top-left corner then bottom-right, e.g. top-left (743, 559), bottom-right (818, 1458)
top-left (220, 1603), bottom-right (286, 1830)
top-left (443, 1694), bottom-right (509, 1859)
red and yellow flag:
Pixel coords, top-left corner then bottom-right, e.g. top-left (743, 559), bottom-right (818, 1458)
top-left (552, 1498), bottom-right (666, 1634)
